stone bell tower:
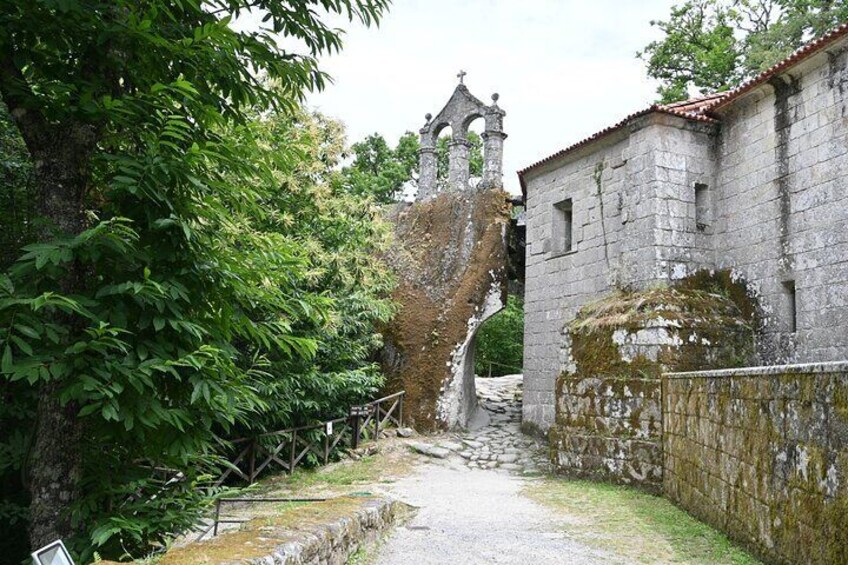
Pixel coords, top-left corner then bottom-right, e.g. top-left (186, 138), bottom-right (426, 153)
top-left (417, 71), bottom-right (507, 201)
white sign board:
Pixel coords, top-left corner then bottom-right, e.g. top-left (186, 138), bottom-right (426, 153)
top-left (326, 421), bottom-right (333, 435)
top-left (31, 540), bottom-right (74, 565)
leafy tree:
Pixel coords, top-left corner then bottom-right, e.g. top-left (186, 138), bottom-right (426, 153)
top-left (0, 103), bottom-right (34, 268)
top-left (340, 130), bottom-right (484, 203)
top-left (474, 296), bottom-right (524, 378)
top-left (236, 109), bottom-right (396, 434)
top-left (639, 0), bottom-right (848, 102)
top-left (0, 0), bottom-right (389, 559)
top-left (342, 132), bottom-right (418, 203)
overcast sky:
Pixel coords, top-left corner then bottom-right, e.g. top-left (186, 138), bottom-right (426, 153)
top-left (292, 0), bottom-right (679, 194)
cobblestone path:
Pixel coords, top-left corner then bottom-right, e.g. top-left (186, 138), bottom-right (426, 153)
top-left (454, 374), bottom-right (549, 474)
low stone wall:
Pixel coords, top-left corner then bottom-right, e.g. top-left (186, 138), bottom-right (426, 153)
top-left (160, 497), bottom-right (410, 565)
top-left (550, 375), bottom-right (663, 493)
top-left (663, 362), bottom-right (848, 565)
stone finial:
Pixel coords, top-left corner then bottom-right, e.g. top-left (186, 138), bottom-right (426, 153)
top-left (424, 113), bottom-right (432, 124)
top-left (457, 69), bottom-right (467, 84)
top-left (492, 93), bottom-right (499, 103)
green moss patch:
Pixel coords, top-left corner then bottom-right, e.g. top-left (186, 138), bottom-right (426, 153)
top-left (525, 478), bottom-right (761, 564)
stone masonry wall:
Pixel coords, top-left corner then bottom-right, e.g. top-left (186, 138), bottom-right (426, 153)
top-left (522, 115), bottom-right (722, 432)
top-left (712, 46), bottom-right (848, 364)
top-left (551, 376), bottom-right (663, 492)
top-left (549, 286), bottom-right (754, 492)
top-left (664, 363), bottom-right (848, 565)
top-left (523, 39), bottom-right (848, 432)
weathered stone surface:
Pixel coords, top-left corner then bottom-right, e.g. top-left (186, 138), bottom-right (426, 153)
top-left (417, 81), bottom-right (506, 200)
top-left (521, 33), bottom-right (848, 432)
top-left (381, 189), bottom-right (510, 430)
top-left (160, 497), bottom-right (411, 565)
top-left (549, 287), bottom-right (754, 492)
top-left (663, 362), bottom-right (848, 565)
top-left (409, 443), bottom-right (451, 459)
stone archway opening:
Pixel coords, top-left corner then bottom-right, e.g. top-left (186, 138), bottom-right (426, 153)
top-left (466, 294), bottom-right (524, 429)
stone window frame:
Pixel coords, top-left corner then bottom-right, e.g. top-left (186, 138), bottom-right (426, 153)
top-left (694, 182), bottom-right (711, 232)
top-left (549, 198), bottom-right (576, 258)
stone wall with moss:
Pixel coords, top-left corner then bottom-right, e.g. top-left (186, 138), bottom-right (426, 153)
top-left (663, 362), bottom-right (848, 565)
top-left (550, 286), bottom-right (755, 491)
top-left (550, 375), bottom-right (663, 492)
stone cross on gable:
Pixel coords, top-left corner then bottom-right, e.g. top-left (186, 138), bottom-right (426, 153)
top-left (457, 70), bottom-right (466, 84)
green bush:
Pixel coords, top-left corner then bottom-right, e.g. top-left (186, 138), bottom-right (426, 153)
top-left (474, 296), bottom-right (524, 377)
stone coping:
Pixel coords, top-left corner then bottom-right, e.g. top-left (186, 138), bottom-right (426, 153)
top-left (664, 360), bottom-right (848, 379)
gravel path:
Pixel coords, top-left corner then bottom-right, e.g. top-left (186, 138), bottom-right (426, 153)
top-left (373, 375), bottom-right (616, 565)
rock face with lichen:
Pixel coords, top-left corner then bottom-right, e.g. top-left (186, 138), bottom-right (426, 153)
top-left (550, 286), bottom-right (755, 492)
top-left (381, 189), bottom-right (510, 431)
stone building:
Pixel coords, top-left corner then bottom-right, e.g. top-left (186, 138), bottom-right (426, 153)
top-left (518, 24), bottom-right (848, 432)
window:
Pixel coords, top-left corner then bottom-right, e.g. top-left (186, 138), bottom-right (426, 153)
top-left (783, 280), bottom-right (797, 333)
top-left (553, 199), bottom-right (573, 254)
top-left (695, 183), bottom-right (710, 231)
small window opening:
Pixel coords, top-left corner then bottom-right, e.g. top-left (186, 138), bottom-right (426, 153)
top-left (695, 183), bottom-right (710, 231)
top-left (553, 199), bottom-right (573, 254)
top-left (783, 280), bottom-right (797, 333)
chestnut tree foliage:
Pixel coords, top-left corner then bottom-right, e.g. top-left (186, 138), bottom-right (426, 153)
top-left (639, 0), bottom-right (848, 102)
top-left (0, 0), bottom-right (393, 561)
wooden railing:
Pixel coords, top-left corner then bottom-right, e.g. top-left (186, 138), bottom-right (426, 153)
top-left (214, 391), bottom-right (405, 486)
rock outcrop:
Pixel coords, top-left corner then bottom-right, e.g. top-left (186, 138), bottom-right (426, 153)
top-left (381, 189), bottom-right (510, 431)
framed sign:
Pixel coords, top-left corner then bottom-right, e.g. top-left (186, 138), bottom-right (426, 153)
top-left (31, 540), bottom-right (74, 565)
top-left (326, 421), bottom-right (333, 435)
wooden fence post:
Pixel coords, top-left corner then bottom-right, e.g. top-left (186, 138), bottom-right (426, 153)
top-left (212, 498), bottom-right (222, 537)
top-left (248, 439), bottom-right (256, 483)
top-left (289, 430), bottom-right (296, 475)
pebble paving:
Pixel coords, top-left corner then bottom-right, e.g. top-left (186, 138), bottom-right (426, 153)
top-left (451, 374), bottom-right (549, 474)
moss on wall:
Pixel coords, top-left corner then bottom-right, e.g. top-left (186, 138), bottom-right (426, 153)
top-left (664, 369), bottom-right (848, 564)
top-left (380, 189), bottom-right (510, 430)
top-left (552, 284), bottom-right (755, 492)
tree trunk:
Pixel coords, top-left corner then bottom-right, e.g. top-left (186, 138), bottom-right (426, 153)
top-left (26, 126), bottom-right (94, 550)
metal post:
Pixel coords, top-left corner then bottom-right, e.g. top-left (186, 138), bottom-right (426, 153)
top-left (399, 395), bottom-right (404, 427)
top-left (212, 498), bottom-right (222, 537)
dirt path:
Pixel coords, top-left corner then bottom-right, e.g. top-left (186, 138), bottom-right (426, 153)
top-left (369, 375), bottom-right (758, 565)
top-left (174, 375), bottom-right (758, 564)
top-left (372, 375), bottom-right (612, 564)
top-left (373, 462), bottom-right (614, 564)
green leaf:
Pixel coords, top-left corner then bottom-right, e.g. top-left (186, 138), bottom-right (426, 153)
top-left (1, 345), bottom-right (12, 373)
top-left (10, 336), bottom-right (32, 356)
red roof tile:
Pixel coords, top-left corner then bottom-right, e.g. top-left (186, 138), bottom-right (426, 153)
top-left (517, 22), bottom-right (848, 195)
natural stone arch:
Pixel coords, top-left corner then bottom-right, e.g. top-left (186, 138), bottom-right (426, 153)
top-left (417, 73), bottom-right (506, 200)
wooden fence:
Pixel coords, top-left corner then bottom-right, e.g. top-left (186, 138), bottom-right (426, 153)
top-left (214, 391), bottom-right (405, 486)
